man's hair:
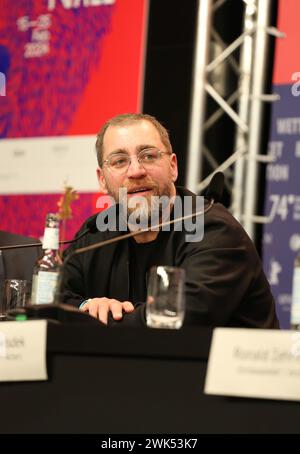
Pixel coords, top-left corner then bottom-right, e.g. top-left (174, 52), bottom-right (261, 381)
top-left (95, 113), bottom-right (173, 167)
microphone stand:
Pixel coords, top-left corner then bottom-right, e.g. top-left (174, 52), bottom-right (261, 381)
top-left (58, 171), bottom-right (225, 306)
top-left (0, 227), bottom-right (91, 251)
top-left (7, 173), bottom-right (224, 319)
top-left (70, 198), bottom-right (215, 257)
top-left (55, 197), bottom-right (215, 305)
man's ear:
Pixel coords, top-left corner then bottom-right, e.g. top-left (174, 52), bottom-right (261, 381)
top-left (97, 167), bottom-right (108, 194)
top-left (170, 153), bottom-right (178, 183)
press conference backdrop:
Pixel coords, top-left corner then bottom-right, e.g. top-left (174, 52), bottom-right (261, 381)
top-left (263, 0), bottom-right (300, 328)
top-left (0, 0), bottom-right (148, 239)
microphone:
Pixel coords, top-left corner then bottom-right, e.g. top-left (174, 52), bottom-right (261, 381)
top-left (0, 172), bottom-right (224, 253)
top-left (65, 172), bottom-right (225, 258)
top-left (205, 171), bottom-right (224, 203)
top-left (7, 174), bottom-right (224, 322)
top-left (0, 215), bottom-right (98, 251)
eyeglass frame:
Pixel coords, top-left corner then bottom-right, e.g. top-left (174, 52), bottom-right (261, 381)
top-left (100, 148), bottom-right (172, 174)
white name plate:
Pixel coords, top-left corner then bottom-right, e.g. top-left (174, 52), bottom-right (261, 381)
top-left (0, 320), bottom-right (47, 381)
top-left (205, 328), bottom-right (300, 402)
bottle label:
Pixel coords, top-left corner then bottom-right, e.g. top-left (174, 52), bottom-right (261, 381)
top-left (42, 228), bottom-right (59, 250)
top-left (32, 271), bottom-right (59, 305)
top-left (291, 268), bottom-right (300, 325)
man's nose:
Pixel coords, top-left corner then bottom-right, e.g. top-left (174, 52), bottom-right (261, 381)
top-left (126, 157), bottom-right (147, 177)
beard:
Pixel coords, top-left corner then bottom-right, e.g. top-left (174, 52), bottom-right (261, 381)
top-left (105, 179), bottom-right (175, 229)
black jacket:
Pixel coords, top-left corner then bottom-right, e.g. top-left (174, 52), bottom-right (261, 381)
top-left (63, 188), bottom-right (279, 328)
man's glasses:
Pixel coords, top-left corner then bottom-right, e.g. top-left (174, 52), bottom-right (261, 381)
top-left (101, 148), bottom-right (171, 175)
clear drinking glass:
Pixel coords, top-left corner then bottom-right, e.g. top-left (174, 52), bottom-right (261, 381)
top-left (146, 266), bottom-right (186, 329)
top-left (0, 279), bottom-right (29, 321)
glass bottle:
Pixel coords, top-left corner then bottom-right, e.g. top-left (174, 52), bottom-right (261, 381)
top-left (31, 213), bottom-right (62, 305)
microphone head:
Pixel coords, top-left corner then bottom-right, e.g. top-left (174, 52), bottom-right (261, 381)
top-left (205, 172), bottom-right (224, 203)
top-left (86, 214), bottom-right (99, 234)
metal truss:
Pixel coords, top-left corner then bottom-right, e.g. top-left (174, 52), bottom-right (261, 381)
top-left (185, 0), bottom-right (285, 240)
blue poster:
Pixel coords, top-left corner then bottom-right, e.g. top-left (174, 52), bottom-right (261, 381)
top-left (263, 84), bottom-right (300, 328)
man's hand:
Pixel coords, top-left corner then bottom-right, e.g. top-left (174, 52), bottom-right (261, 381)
top-left (80, 297), bottom-right (135, 325)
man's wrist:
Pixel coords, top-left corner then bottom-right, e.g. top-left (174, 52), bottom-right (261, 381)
top-left (79, 299), bottom-right (91, 309)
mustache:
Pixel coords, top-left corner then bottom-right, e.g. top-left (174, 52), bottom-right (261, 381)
top-left (123, 184), bottom-right (157, 194)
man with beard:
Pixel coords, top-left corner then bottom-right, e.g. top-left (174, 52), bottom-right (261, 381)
top-left (63, 113), bottom-right (278, 328)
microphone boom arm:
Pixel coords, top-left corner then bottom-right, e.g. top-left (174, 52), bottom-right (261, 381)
top-left (72, 198), bottom-right (215, 257)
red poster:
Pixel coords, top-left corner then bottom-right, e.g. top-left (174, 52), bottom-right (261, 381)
top-left (0, 0), bottom-right (148, 239)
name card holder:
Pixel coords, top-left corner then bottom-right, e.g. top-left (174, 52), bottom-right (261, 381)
top-left (0, 320), bottom-right (47, 381)
top-left (205, 328), bottom-right (300, 401)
